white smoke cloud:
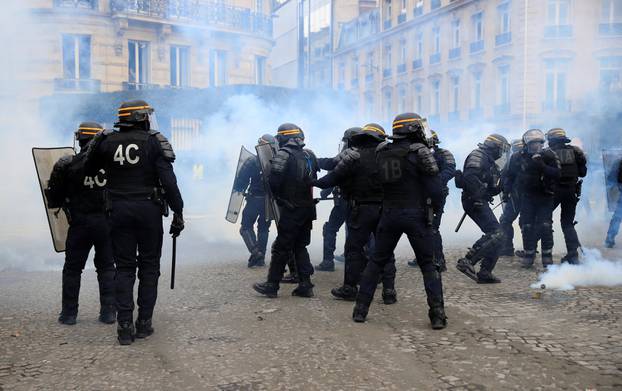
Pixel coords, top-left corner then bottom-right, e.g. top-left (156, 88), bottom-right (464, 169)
top-left (531, 248), bottom-right (622, 290)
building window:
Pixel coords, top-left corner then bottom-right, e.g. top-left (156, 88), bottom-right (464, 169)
top-left (128, 40), bottom-right (150, 87)
top-left (55, 0), bottom-right (97, 9)
top-left (451, 76), bottom-right (460, 113)
top-left (171, 118), bottom-right (202, 152)
top-left (170, 46), bottom-right (190, 87)
top-left (398, 39), bottom-right (407, 73)
top-left (398, 86), bottom-right (407, 112)
top-left (431, 0), bottom-right (441, 10)
top-left (384, 89), bottom-right (393, 120)
top-left (449, 20), bottom-right (461, 59)
top-left (600, 0), bottom-right (622, 35)
top-left (383, 45), bottom-right (392, 78)
top-left (366, 51), bottom-right (375, 82)
top-left (544, 59), bottom-right (570, 111)
top-left (600, 56), bottom-right (622, 91)
top-left (255, 0), bottom-right (263, 13)
top-left (472, 72), bottom-right (482, 109)
top-left (384, 0), bottom-right (392, 29)
top-left (471, 12), bottom-right (485, 53)
top-left (545, 0), bottom-right (572, 37)
top-left (497, 65), bottom-right (510, 113)
top-left (255, 56), bottom-right (266, 85)
top-left (416, 31), bottom-right (424, 59)
top-left (351, 55), bottom-right (359, 86)
top-left (430, 26), bottom-right (441, 64)
top-left (62, 34), bottom-right (91, 80)
top-left (414, 0), bottom-right (423, 17)
top-left (415, 84), bottom-right (423, 113)
top-left (209, 49), bottom-right (227, 86)
top-left (496, 2), bottom-right (512, 45)
top-left (431, 80), bottom-right (440, 115)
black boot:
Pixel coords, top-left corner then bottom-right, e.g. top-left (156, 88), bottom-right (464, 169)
top-left (520, 254), bottom-right (536, 269)
top-left (281, 273), bottom-right (299, 284)
top-left (561, 251), bottom-right (580, 265)
top-left (99, 305), bottom-right (116, 324)
top-left (117, 321), bottom-right (135, 345)
top-left (253, 281), bottom-right (279, 298)
top-left (541, 251), bottom-right (554, 269)
top-left (456, 258), bottom-right (478, 282)
top-left (477, 269), bottom-right (501, 284)
top-left (316, 260), bottom-right (335, 272)
top-left (292, 277), bottom-right (314, 298)
top-left (331, 285), bottom-right (357, 301)
top-left (429, 306), bottom-right (447, 330)
top-left (334, 253), bottom-right (345, 263)
top-left (352, 302), bottom-right (369, 323)
top-left (382, 288), bottom-right (397, 305)
top-left (135, 319), bottom-right (154, 339)
top-left (58, 311), bottom-right (77, 326)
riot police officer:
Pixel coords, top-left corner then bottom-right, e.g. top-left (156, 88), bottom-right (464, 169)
top-left (352, 113), bottom-right (447, 330)
top-left (606, 160), bottom-right (622, 248)
top-left (233, 134), bottom-right (277, 268)
top-left (316, 128), bottom-right (361, 272)
top-left (456, 134), bottom-right (510, 284)
top-left (46, 122), bottom-right (115, 325)
top-left (504, 129), bottom-right (560, 268)
top-left (314, 124), bottom-right (397, 302)
top-left (408, 131), bottom-right (455, 271)
top-left (499, 139), bottom-right (525, 257)
top-left (547, 128), bottom-right (587, 264)
top-left (253, 124), bottom-right (319, 298)
top-left (85, 100), bottom-right (184, 345)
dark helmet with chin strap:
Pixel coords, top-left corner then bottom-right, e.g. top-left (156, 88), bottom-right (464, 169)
top-left (340, 127), bottom-right (363, 150)
top-left (115, 100), bottom-right (156, 130)
top-left (391, 113), bottom-right (431, 145)
top-left (258, 133), bottom-right (277, 152)
top-left (481, 134), bottom-right (511, 160)
top-left (546, 127), bottom-right (571, 144)
top-left (511, 139), bottom-right (524, 153)
top-left (275, 123), bottom-right (304, 146)
top-left (357, 123), bottom-right (386, 142)
top-left (75, 122), bottom-right (103, 141)
top-left (522, 129), bottom-right (546, 155)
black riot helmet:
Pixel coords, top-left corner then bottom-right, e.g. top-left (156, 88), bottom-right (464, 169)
top-left (546, 128), bottom-right (571, 145)
top-left (258, 133), bottom-right (277, 152)
top-left (481, 134), bottom-right (511, 160)
top-left (522, 129), bottom-right (546, 155)
top-left (355, 123), bottom-right (386, 143)
top-left (115, 100), bottom-right (158, 131)
top-left (511, 139), bottom-right (525, 153)
top-left (429, 130), bottom-right (441, 147)
top-left (391, 113), bottom-right (432, 145)
top-left (340, 127), bottom-right (363, 151)
top-left (75, 122), bottom-right (103, 149)
top-left (275, 123), bottom-right (304, 147)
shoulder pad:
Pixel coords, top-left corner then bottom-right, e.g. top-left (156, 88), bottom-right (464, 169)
top-left (465, 149), bottom-right (486, 169)
top-left (376, 141), bottom-right (390, 153)
top-left (438, 148), bottom-right (456, 166)
top-left (271, 149), bottom-right (290, 174)
top-left (303, 148), bottom-right (317, 160)
top-left (151, 132), bottom-right (176, 162)
top-left (413, 145), bottom-right (439, 175)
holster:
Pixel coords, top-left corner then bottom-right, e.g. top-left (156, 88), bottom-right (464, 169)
top-left (426, 198), bottom-right (434, 228)
top-left (150, 187), bottom-right (170, 217)
top-left (576, 179), bottom-right (583, 199)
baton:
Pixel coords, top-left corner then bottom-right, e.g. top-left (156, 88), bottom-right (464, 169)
top-left (170, 236), bottom-right (177, 290)
top-left (455, 212), bottom-right (467, 233)
top-left (315, 197), bottom-right (335, 202)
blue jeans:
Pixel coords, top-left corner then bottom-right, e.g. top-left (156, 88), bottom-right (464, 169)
top-left (607, 196), bottom-right (622, 244)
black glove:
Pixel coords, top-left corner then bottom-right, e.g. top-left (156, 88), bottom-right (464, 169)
top-left (170, 213), bottom-right (184, 237)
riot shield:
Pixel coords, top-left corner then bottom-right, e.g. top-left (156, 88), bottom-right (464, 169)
top-left (256, 143), bottom-right (280, 224)
top-left (225, 146), bottom-right (256, 223)
top-left (32, 147), bottom-right (75, 252)
top-left (603, 149), bottom-right (622, 212)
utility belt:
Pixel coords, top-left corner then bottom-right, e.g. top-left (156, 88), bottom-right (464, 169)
top-left (349, 199), bottom-right (382, 208)
top-left (382, 199), bottom-right (423, 209)
top-left (104, 187), bottom-right (169, 216)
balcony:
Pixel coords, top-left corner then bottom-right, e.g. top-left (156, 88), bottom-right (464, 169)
top-left (544, 25), bottom-right (573, 38)
top-left (54, 0), bottom-right (97, 9)
top-left (383, 68), bottom-right (392, 78)
top-left (54, 78), bottom-right (101, 92)
top-left (470, 40), bottom-right (484, 54)
top-left (542, 99), bottom-right (571, 112)
top-left (494, 103), bottom-right (510, 116)
top-left (448, 111), bottom-right (460, 122)
top-left (599, 23), bottom-right (622, 36)
top-left (495, 31), bottom-right (512, 46)
top-left (113, 0), bottom-right (273, 39)
top-left (398, 12), bottom-right (407, 24)
top-left (449, 47), bottom-right (461, 60)
top-left (351, 78), bottom-right (359, 89)
top-left (469, 107), bottom-right (484, 120)
top-left (122, 81), bottom-right (161, 91)
top-left (430, 52), bottom-right (441, 65)
top-left (397, 63), bottom-right (407, 74)
top-left (384, 19), bottom-right (392, 30)
top-left (412, 58), bottom-right (423, 70)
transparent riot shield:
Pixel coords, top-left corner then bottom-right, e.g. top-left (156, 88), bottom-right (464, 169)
top-left (225, 146), bottom-right (256, 223)
top-left (603, 149), bottom-right (622, 212)
top-left (32, 147), bottom-right (75, 253)
top-left (255, 143), bottom-right (280, 224)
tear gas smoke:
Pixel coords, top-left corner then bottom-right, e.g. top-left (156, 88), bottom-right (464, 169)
top-left (531, 248), bottom-right (622, 291)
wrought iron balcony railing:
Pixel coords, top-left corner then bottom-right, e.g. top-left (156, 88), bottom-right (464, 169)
top-left (54, 0), bottom-right (98, 9)
top-left (111, 0), bottom-right (273, 38)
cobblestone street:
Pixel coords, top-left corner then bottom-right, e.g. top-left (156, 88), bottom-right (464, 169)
top-left (1, 249), bottom-right (621, 390)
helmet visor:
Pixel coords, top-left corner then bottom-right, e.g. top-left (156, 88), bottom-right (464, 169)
top-left (148, 112), bottom-right (159, 132)
top-left (419, 118), bottom-right (433, 142)
top-left (526, 141), bottom-right (544, 155)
